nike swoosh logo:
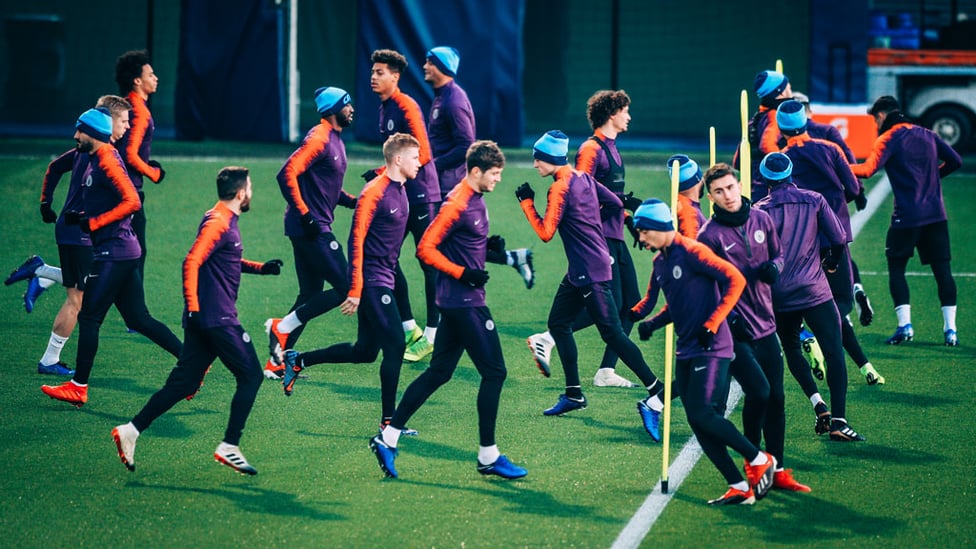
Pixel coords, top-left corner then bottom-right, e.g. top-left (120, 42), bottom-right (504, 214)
top-left (417, 214), bottom-right (429, 220)
top-left (390, 208), bottom-right (399, 214)
top-left (333, 155), bottom-right (339, 160)
top-left (583, 291), bottom-right (593, 298)
top-left (724, 242), bottom-right (736, 252)
top-left (234, 242), bottom-right (241, 247)
top-left (474, 219), bottom-right (481, 225)
top-left (694, 365), bottom-right (707, 372)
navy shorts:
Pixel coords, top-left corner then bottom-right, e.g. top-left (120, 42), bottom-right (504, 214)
top-left (58, 244), bottom-right (93, 290)
top-left (886, 221), bottom-right (951, 265)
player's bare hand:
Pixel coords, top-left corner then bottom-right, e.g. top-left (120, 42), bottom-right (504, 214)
top-left (340, 296), bottom-right (360, 315)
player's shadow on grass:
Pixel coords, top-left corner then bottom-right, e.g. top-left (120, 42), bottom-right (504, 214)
top-left (125, 480), bottom-right (344, 521)
top-left (399, 477), bottom-right (622, 524)
top-left (821, 441), bottom-right (946, 464)
top-left (854, 389), bottom-right (959, 407)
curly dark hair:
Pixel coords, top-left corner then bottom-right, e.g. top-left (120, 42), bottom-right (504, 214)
top-left (115, 50), bottom-right (150, 95)
top-left (586, 89), bottom-right (631, 130)
top-left (371, 49), bottom-right (408, 74)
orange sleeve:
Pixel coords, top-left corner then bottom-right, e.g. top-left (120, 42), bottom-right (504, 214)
top-left (88, 148), bottom-right (141, 232)
top-left (850, 123), bottom-right (906, 178)
top-left (241, 259), bottom-right (264, 274)
top-left (394, 91), bottom-right (432, 166)
top-left (520, 171), bottom-right (570, 242)
top-left (347, 178), bottom-right (385, 298)
top-left (277, 125), bottom-right (328, 215)
top-left (676, 195), bottom-right (700, 239)
top-left (182, 210), bottom-right (228, 312)
top-left (575, 140), bottom-right (599, 175)
top-left (124, 93), bottom-right (162, 182)
top-left (759, 110), bottom-right (780, 154)
top-left (684, 235), bottom-right (745, 332)
top-left (417, 185), bottom-right (468, 279)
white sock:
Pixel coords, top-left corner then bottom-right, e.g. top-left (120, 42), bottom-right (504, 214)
top-left (70, 379), bottom-right (86, 388)
top-left (853, 282), bottom-right (864, 295)
top-left (126, 421), bottom-right (140, 435)
top-left (750, 452), bottom-right (769, 466)
top-left (38, 277), bottom-right (56, 289)
top-left (381, 426), bottom-right (401, 448)
top-left (809, 393), bottom-right (824, 407)
top-left (402, 319), bottom-right (418, 332)
top-left (895, 304), bottom-right (911, 327)
top-left (731, 480), bottom-right (749, 492)
top-left (942, 305), bottom-right (957, 332)
top-left (40, 332), bottom-right (68, 365)
top-left (35, 264), bottom-right (62, 284)
top-left (478, 445), bottom-right (500, 465)
top-left (278, 312), bottom-right (301, 333)
top-left (423, 326), bottom-right (437, 344)
top-left (647, 393), bottom-right (664, 412)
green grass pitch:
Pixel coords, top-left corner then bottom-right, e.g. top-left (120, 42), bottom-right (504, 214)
top-left (0, 138), bottom-right (973, 547)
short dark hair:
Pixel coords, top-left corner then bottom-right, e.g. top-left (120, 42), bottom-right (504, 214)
top-left (217, 166), bottom-right (249, 200)
top-left (466, 140), bottom-right (505, 172)
top-left (704, 162), bottom-right (738, 191)
top-left (115, 50), bottom-right (151, 95)
top-left (868, 95), bottom-right (900, 116)
top-left (95, 95), bottom-right (132, 118)
top-left (586, 90), bottom-right (631, 130)
top-left (371, 49), bottom-right (407, 74)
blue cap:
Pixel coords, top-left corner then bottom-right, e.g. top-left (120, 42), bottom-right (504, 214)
top-left (760, 152), bottom-right (793, 183)
top-left (75, 107), bottom-right (113, 143)
top-left (633, 199), bottom-right (675, 232)
top-left (754, 70), bottom-right (789, 99)
top-left (314, 86), bottom-right (351, 116)
top-left (777, 99), bottom-right (807, 131)
top-left (533, 130), bottom-right (569, 166)
top-left (427, 46), bottom-right (460, 78)
top-left (667, 154), bottom-right (703, 191)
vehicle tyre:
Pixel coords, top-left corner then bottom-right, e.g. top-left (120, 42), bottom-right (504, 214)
top-left (922, 105), bottom-right (973, 151)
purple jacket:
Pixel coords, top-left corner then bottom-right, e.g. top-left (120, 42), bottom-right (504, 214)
top-left (698, 204), bottom-right (782, 340)
top-left (277, 120), bottom-right (356, 237)
top-left (378, 88), bottom-right (440, 205)
top-left (754, 183), bottom-right (845, 312)
top-left (347, 175), bottom-right (409, 297)
top-left (576, 130), bottom-right (626, 241)
top-left (783, 133), bottom-right (862, 243)
top-left (851, 115), bottom-right (962, 228)
top-left (83, 146), bottom-right (142, 262)
top-left (41, 148), bottom-right (92, 247)
top-left (428, 80), bottom-right (475, 198)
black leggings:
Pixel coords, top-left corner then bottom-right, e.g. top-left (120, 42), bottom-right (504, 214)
top-left (730, 333), bottom-right (786, 467)
top-left (776, 300), bottom-right (849, 419)
top-left (888, 256), bottom-right (956, 308)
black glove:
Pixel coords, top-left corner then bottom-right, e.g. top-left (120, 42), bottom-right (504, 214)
top-left (300, 212), bottom-right (321, 238)
top-left (487, 234), bottom-right (506, 254)
top-left (40, 202), bottom-right (57, 224)
top-left (185, 310), bottom-right (203, 330)
top-left (728, 313), bottom-right (750, 342)
top-left (459, 268), bottom-right (490, 288)
top-left (627, 307), bottom-right (644, 322)
top-left (757, 260), bottom-right (779, 284)
top-left (260, 259), bottom-right (283, 275)
top-left (515, 182), bottom-right (535, 202)
top-left (624, 215), bottom-right (641, 249)
top-left (821, 246), bottom-right (843, 272)
top-left (148, 159), bottom-right (165, 184)
top-left (638, 321), bottom-right (656, 341)
top-left (854, 190), bottom-right (867, 211)
top-left (361, 169), bottom-right (379, 183)
top-left (63, 210), bottom-right (91, 233)
top-left (622, 191), bottom-right (643, 213)
top-left (697, 326), bottom-right (715, 351)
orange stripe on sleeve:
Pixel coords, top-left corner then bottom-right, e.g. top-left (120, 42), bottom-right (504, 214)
top-left (759, 110), bottom-right (781, 155)
top-left (575, 140), bottom-right (599, 175)
top-left (850, 122), bottom-right (908, 178)
top-left (278, 125), bottom-right (328, 215)
top-left (676, 194), bottom-right (700, 239)
top-left (521, 168), bottom-right (571, 241)
top-left (182, 208), bottom-right (229, 312)
top-left (89, 147), bottom-right (141, 232)
top-left (393, 90), bottom-right (432, 166)
top-left (683, 234), bottom-right (745, 332)
top-left (417, 183), bottom-right (469, 279)
top-left (347, 177), bottom-right (386, 298)
top-left (124, 93), bottom-right (161, 182)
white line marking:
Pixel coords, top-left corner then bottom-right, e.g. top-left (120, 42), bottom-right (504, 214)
top-left (614, 174), bottom-right (890, 547)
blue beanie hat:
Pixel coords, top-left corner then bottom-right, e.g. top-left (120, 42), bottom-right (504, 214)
top-left (314, 86), bottom-right (351, 116)
top-left (75, 107), bottom-right (112, 143)
top-left (427, 46), bottom-right (460, 78)
top-left (533, 130), bottom-right (569, 166)
top-left (754, 70), bottom-right (789, 99)
top-left (633, 198), bottom-right (675, 232)
top-left (667, 154), bottom-right (703, 191)
top-left (776, 99), bottom-right (807, 132)
top-left (760, 152), bottom-right (793, 184)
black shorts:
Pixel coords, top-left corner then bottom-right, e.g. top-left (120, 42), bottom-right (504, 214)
top-left (886, 221), bottom-right (951, 265)
top-left (58, 244), bottom-right (93, 290)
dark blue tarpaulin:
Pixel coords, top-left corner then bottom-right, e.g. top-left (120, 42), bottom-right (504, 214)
top-left (354, 0), bottom-right (524, 147)
top-left (175, 0), bottom-right (285, 141)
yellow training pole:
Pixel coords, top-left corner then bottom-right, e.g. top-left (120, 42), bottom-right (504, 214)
top-left (661, 160), bottom-right (680, 494)
top-left (739, 90), bottom-right (751, 198)
top-left (707, 126), bottom-right (716, 216)
top-left (775, 58), bottom-right (783, 74)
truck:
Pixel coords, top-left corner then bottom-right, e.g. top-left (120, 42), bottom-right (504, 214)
top-left (866, 48), bottom-right (976, 151)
